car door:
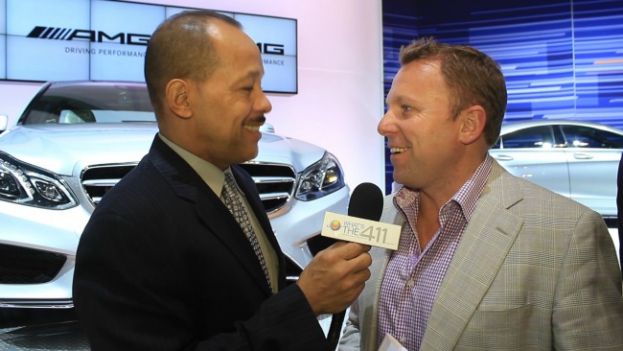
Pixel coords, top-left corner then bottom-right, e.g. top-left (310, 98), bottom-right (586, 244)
top-left (560, 124), bottom-right (623, 217)
top-left (489, 125), bottom-right (571, 197)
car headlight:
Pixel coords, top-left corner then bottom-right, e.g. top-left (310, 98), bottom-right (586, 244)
top-left (295, 152), bottom-right (345, 201)
top-left (0, 152), bottom-right (77, 209)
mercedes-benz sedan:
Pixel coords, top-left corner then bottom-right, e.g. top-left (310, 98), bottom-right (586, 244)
top-left (0, 81), bottom-right (349, 312)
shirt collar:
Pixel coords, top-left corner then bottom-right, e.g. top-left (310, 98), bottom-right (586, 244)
top-left (158, 133), bottom-right (227, 196)
top-left (394, 155), bottom-right (493, 222)
top-left (452, 155), bottom-right (493, 221)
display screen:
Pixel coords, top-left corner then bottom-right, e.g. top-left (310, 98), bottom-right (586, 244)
top-left (0, 0), bottom-right (297, 93)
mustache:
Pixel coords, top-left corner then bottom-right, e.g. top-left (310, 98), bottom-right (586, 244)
top-left (247, 115), bottom-right (266, 125)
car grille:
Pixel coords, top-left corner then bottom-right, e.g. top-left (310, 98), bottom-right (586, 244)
top-left (0, 244), bottom-right (67, 284)
top-left (81, 162), bottom-right (296, 212)
top-left (81, 164), bottom-right (136, 205)
top-left (239, 163), bottom-right (296, 212)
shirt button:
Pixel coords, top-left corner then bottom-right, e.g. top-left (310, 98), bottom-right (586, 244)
top-left (406, 278), bottom-right (415, 288)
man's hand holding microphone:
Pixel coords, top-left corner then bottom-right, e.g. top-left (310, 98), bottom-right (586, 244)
top-left (297, 241), bottom-right (372, 315)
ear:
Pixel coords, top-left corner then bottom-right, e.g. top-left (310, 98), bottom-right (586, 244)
top-left (458, 105), bottom-right (486, 145)
top-left (164, 79), bottom-right (192, 119)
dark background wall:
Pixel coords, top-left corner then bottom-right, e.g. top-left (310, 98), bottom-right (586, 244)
top-left (382, 0), bottom-right (623, 193)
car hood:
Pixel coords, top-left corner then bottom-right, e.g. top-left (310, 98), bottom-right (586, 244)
top-left (0, 124), bottom-right (326, 176)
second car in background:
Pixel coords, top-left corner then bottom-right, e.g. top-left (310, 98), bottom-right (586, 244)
top-left (489, 119), bottom-right (623, 220)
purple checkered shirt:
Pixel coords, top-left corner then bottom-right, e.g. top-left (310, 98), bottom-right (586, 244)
top-left (377, 156), bottom-right (493, 350)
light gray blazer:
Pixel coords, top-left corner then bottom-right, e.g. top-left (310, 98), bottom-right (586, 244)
top-left (339, 161), bottom-right (623, 351)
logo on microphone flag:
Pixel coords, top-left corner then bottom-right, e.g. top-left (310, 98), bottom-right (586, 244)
top-left (321, 212), bottom-right (401, 250)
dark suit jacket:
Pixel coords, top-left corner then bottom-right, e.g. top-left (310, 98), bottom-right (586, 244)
top-left (73, 136), bottom-right (328, 350)
top-left (617, 153), bottom-right (623, 276)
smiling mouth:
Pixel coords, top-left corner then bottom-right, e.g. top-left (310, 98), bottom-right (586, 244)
top-left (390, 147), bottom-right (408, 154)
top-left (243, 124), bottom-right (263, 132)
top-left (244, 115), bottom-right (266, 132)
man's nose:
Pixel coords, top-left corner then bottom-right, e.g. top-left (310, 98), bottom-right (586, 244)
top-left (377, 111), bottom-right (395, 136)
top-left (256, 91), bottom-right (272, 114)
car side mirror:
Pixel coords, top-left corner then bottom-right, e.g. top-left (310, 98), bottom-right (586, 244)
top-left (0, 115), bottom-right (8, 133)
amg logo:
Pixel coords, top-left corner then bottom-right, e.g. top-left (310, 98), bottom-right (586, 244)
top-left (257, 43), bottom-right (285, 55)
top-left (27, 26), bottom-right (150, 46)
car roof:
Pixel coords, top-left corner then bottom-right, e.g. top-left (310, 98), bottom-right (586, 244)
top-left (47, 80), bottom-right (146, 88)
top-left (500, 119), bottom-right (623, 136)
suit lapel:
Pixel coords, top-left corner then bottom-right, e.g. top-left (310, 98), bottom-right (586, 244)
top-left (148, 137), bottom-right (271, 294)
top-left (421, 162), bottom-right (524, 350)
top-left (231, 166), bottom-right (281, 256)
top-left (194, 194), bottom-right (272, 294)
top-left (230, 166), bottom-right (287, 287)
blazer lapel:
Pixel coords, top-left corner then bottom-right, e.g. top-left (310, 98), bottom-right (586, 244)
top-left (149, 137), bottom-right (271, 294)
top-left (421, 162), bottom-right (524, 350)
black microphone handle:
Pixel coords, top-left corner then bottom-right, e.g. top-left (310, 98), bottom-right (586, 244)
top-left (326, 310), bottom-right (346, 350)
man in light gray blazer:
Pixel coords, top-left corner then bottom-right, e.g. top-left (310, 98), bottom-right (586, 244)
top-left (340, 38), bottom-right (623, 351)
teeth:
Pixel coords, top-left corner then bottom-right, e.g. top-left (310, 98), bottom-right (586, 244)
top-left (390, 147), bottom-right (407, 154)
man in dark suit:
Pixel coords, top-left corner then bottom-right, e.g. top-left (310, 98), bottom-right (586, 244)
top-left (73, 10), bottom-right (372, 350)
top-left (618, 153), bottom-right (623, 276)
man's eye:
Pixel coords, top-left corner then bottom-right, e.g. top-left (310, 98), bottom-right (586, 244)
top-left (401, 105), bottom-right (412, 112)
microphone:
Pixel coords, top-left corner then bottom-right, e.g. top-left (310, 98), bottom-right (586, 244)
top-left (326, 182), bottom-right (383, 350)
top-left (347, 182), bottom-right (384, 223)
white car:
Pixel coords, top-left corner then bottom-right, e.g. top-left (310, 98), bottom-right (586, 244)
top-left (0, 81), bottom-right (349, 311)
top-left (489, 119), bottom-right (623, 221)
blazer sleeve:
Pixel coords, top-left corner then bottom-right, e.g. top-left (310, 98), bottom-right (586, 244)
top-left (73, 211), bottom-right (329, 351)
top-left (552, 210), bottom-right (623, 350)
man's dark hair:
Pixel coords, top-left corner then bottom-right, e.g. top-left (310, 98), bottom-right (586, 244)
top-left (399, 37), bottom-right (507, 145)
top-left (144, 10), bottom-right (241, 115)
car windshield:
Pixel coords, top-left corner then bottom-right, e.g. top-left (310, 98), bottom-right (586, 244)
top-left (20, 83), bottom-right (156, 125)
